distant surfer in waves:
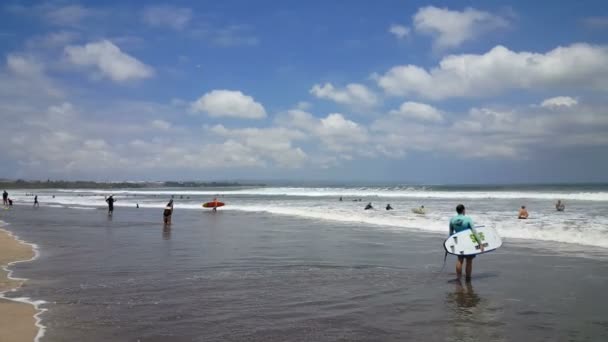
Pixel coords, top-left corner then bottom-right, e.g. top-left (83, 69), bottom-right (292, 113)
top-left (163, 199), bottom-right (174, 225)
top-left (449, 204), bottom-right (483, 281)
top-left (414, 205), bottom-right (425, 214)
top-left (105, 195), bottom-right (116, 216)
top-left (518, 206), bottom-right (529, 219)
top-left (386, 204), bottom-right (393, 210)
top-left (364, 202), bottom-right (373, 210)
top-left (555, 200), bottom-right (565, 212)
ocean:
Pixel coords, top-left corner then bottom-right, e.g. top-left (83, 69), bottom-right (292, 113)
top-left (8, 183), bottom-right (608, 248)
top-left (2, 184), bottom-right (608, 341)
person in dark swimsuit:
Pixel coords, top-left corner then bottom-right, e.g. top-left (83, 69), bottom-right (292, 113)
top-left (106, 195), bottom-right (116, 215)
top-left (163, 200), bottom-right (174, 225)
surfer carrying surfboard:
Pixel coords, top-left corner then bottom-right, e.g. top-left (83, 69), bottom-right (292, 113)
top-left (449, 204), bottom-right (484, 281)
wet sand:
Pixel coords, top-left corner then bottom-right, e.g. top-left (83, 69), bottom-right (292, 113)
top-left (3, 206), bottom-right (608, 341)
top-left (0, 228), bottom-right (38, 342)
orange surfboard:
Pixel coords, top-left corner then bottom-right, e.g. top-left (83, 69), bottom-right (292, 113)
top-left (202, 202), bottom-right (225, 208)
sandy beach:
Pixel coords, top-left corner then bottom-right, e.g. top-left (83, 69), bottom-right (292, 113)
top-left (0, 228), bottom-right (38, 342)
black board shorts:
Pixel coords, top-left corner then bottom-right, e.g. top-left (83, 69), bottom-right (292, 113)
top-left (457, 255), bottom-right (476, 260)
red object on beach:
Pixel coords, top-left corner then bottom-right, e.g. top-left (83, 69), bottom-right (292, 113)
top-left (202, 201), bottom-right (225, 208)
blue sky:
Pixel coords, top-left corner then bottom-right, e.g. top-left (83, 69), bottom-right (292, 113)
top-left (1, 0), bottom-right (607, 183)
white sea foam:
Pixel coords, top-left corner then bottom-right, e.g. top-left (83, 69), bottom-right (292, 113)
top-left (47, 187), bottom-right (608, 201)
top-left (0, 225), bottom-right (47, 342)
top-left (6, 187), bottom-right (608, 249)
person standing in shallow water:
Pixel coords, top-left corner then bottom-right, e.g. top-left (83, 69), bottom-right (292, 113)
top-left (105, 195), bottom-right (116, 215)
top-left (163, 200), bottom-right (174, 225)
top-left (449, 204), bottom-right (484, 281)
top-left (2, 190), bottom-right (8, 206)
top-left (33, 195), bottom-right (39, 207)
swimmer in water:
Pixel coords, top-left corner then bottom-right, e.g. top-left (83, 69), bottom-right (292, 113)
top-left (518, 205), bottom-right (529, 219)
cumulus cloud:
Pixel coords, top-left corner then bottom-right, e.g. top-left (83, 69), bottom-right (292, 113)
top-left (142, 5), bottom-right (192, 30)
top-left (310, 83), bottom-right (378, 107)
top-left (389, 102), bottom-right (443, 122)
top-left (389, 24), bottom-right (410, 39)
top-left (413, 6), bottom-right (509, 49)
top-left (373, 100), bottom-right (608, 160)
top-left (191, 90), bottom-right (267, 119)
top-left (65, 40), bottom-right (154, 82)
top-left (281, 110), bottom-right (368, 153)
top-left (540, 96), bottom-right (578, 109)
top-left (376, 43), bottom-right (608, 100)
top-left (209, 125), bottom-right (307, 167)
top-left (3, 55), bottom-right (63, 98)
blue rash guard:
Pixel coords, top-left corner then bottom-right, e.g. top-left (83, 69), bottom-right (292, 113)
top-left (449, 214), bottom-right (483, 246)
top-left (449, 214), bottom-right (474, 234)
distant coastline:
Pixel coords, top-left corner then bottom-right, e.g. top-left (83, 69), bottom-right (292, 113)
top-left (0, 180), bottom-right (266, 189)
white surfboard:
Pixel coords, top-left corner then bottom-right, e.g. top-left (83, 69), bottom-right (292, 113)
top-left (444, 226), bottom-right (502, 256)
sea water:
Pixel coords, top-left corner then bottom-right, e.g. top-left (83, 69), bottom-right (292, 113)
top-left (8, 183), bottom-right (608, 249)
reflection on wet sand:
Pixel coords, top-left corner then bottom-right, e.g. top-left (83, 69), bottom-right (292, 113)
top-left (446, 280), bottom-right (504, 342)
top-left (162, 226), bottom-right (171, 240)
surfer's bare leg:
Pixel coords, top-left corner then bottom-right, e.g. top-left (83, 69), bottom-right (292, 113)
top-left (456, 256), bottom-right (464, 278)
top-left (465, 257), bottom-right (473, 281)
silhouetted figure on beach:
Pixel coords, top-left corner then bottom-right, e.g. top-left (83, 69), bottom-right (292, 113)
top-left (8, 198), bottom-right (13, 206)
top-left (556, 200), bottom-right (565, 212)
top-left (136, 203), bottom-right (139, 208)
top-left (163, 200), bottom-right (174, 225)
top-left (386, 204), bottom-right (393, 210)
top-left (106, 195), bottom-right (116, 215)
top-left (34, 195), bottom-right (39, 207)
top-left (2, 190), bottom-right (8, 206)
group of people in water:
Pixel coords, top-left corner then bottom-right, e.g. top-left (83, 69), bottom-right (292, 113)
top-left (518, 200), bottom-right (566, 219)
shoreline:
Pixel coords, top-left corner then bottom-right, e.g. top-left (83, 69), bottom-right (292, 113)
top-left (0, 224), bottom-right (46, 342)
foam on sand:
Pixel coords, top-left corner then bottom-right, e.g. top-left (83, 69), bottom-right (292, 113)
top-left (0, 221), bottom-right (47, 342)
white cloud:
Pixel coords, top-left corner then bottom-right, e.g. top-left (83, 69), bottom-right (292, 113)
top-left (25, 31), bottom-right (79, 50)
top-left (6, 54), bottom-right (44, 76)
top-left (151, 119), bottom-right (171, 130)
top-left (541, 96), bottom-right (578, 109)
top-left (310, 83), bottom-right (378, 107)
top-left (281, 110), bottom-right (368, 153)
top-left (45, 5), bottom-right (96, 26)
top-left (413, 6), bottom-right (509, 49)
top-left (373, 100), bottom-right (608, 160)
top-left (583, 16), bottom-right (608, 29)
top-left (65, 40), bottom-right (154, 82)
top-left (191, 90), bottom-right (267, 119)
top-left (389, 102), bottom-right (443, 122)
top-left (3, 55), bottom-right (63, 98)
top-left (209, 125), bottom-right (307, 167)
top-left (213, 26), bottom-right (259, 47)
top-left (376, 43), bottom-right (608, 100)
top-left (389, 24), bottom-right (410, 39)
top-left (142, 5), bottom-right (192, 30)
